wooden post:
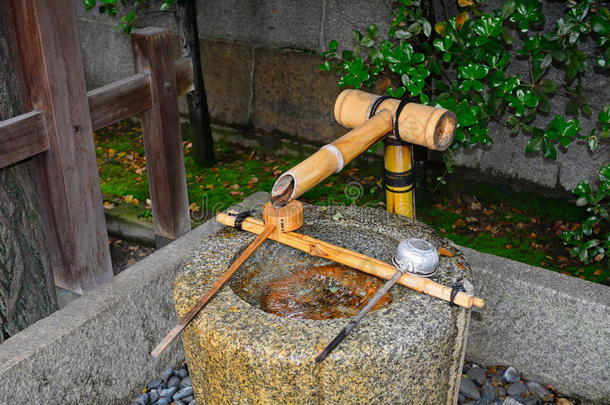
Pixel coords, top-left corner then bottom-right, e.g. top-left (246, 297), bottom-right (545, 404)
top-left (5, 0), bottom-right (113, 294)
top-left (131, 27), bottom-right (190, 247)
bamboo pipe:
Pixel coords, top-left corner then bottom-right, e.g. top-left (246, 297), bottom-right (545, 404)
top-left (216, 213), bottom-right (484, 309)
top-left (271, 109), bottom-right (393, 206)
top-left (334, 89), bottom-right (456, 151)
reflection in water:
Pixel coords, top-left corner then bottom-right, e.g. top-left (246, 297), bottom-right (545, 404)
top-left (233, 263), bottom-right (392, 320)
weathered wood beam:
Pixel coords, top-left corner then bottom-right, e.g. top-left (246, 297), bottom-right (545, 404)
top-left (88, 73), bottom-right (150, 131)
top-left (131, 27), bottom-right (191, 247)
top-left (6, 0), bottom-right (113, 294)
top-left (88, 57), bottom-right (193, 131)
top-left (0, 110), bottom-right (48, 169)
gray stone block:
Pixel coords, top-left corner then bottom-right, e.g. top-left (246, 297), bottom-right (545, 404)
top-left (76, 19), bottom-right (134, 89)
top-left (200, 39), bottom-right (253, 126)
top-left (322, 0), bottom-right (393, 53)
top-left (252, 48), bottom-right (344, 144)
top-left (463, 247), bottom-right (610, 403)
top-left (0, 193), bottom-right (269, 404)
top-left (195, 0), bottom-right (323, 51)
top-left (454, 122), bottom-right (560, 189)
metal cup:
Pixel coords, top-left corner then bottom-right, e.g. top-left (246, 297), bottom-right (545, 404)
top-left (392, 238), bottom-right (439, 277)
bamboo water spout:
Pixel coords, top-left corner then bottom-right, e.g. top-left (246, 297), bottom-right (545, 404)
top-left (271, 90), bottom-right (457, 207)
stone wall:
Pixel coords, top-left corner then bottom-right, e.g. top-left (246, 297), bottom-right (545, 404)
top-left (73, 0), bottom-right (608, 194)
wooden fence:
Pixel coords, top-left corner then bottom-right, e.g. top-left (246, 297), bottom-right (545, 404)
top-left (0, 0), bottom-right (193, 294)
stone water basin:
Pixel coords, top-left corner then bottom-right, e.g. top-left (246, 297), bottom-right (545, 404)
top-left (174, 205), bottom-right (474, 404)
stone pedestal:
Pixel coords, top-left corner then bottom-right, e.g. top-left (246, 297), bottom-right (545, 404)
top-left (174, 205), bottom-right (474, 405)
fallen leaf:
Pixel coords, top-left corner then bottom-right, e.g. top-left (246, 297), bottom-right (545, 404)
top-left (453, 218), bottom-right (466, 229)
top-left (103, 201), bottom-right (115, 209)
top-left (457, 263), bottom-right (465, 270)
top-left (458, 0), bottom-right (474, 7)
top-left (229, 191), bottom-right (243, 196)
top-left (593, 269), bottom-right (603, 276)
top-left (248, 177), bottom-right (259, 185)
top-left (438, 248), bottom-right (453, 257)
top-left (333, 212), bottom-right (344, 220)
top-left (230, 184), bottom-right (240, 190)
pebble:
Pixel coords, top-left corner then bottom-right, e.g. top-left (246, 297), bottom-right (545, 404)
top-left (502, 398), bottom-right (522, 405)
top-left (160, 368), bottom-right (173, 383)
top-left (526, 382), bottom-right (551, 397)
top-left (507, 381), bottom-right (528, 397)
top-left (167, 375), bottom-right (181, 389)
top-left (131, 392), bottom-right (148, 405)
top-left (146, 378), bottom-right (163, 390)
top-left (180, 376), bottom-right (192, 388)
top-left (460, 376), bottom-right (481, 400)
top-left (503, 366), bottom-right (521, 383)
top-left (174, 401), bottom-right (185, 405)
top-left (481, 381), bottom-right (498, 401)
top-left (467, 367), bottom-right (487, 386)
top-left (174, 387), bottom-right (194, 400)
top-left (182, 396), bottom-right (194, 403)
top-left (188, 400), bottom-right (196, 405)
top-left (156, 399), bottom-right (171, 405)
top-left (159, 386), bottom-right (177, 398)
top-left (178, 368), bottom-right (189, 378)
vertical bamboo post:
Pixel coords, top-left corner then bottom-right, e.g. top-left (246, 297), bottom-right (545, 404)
top-left (384, 141), bottom-right (415, 218)
top-left (131, 27), bottom-right (191, 247)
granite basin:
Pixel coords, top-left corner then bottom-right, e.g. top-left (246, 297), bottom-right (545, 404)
top-left (174, 205), bottom-right (474, 404)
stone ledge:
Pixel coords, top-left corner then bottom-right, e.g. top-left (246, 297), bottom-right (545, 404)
top-left (0, 192), bottom-right (270, 404)
top-left (463, 247), bottom-right (610, 403)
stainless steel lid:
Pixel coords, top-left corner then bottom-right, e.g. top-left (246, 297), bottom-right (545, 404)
top-left (392, 238), bottom-right (439, 277)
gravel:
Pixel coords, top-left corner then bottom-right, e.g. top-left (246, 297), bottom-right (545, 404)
top-left (131, 360), bottom-right (584, 404)
top-left (459, 361), bottom-right (582, 405)
top-left (130, 363), bottom-right (192, 405)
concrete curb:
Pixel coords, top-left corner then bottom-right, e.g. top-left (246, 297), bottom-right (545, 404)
top-left (462, 247), bottom-right (610, 403)
top-left (0, 193), bottom-right (608, 403)
top-left (0, 192), bottom-right (270, 404)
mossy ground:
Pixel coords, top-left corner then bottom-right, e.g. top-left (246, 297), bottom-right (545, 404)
top-left (94, 120), bottom-right (608, 285)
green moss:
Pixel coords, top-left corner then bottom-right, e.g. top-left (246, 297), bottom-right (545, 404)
top-left (94, 121), bottom-right (607, 285)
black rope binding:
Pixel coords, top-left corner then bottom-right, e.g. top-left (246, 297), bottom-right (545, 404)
top-left (384, 168), bottom-right (414, 192)
top-left (368, 95), bottom-right (392, 119)
top-left (392, 98), bottom-right (410, 143)
top-left (232, 210), bottom-right (252, 230)
top-left (450, 277), bottom-right (466, 307)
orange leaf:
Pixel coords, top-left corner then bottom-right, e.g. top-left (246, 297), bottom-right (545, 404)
top-left (593, 269), bottom-right (603, 276)
top-left (434, 22), bottom-right (448, 36)
top-left (458, 0), bottom-right (474, 6)
top-left (380, 77), bottom-right (391, 92)
top-left (457, 263), bottom-right (465, 270)
top-left (456, 12), bottom-right (469, 29)
top-left (438, 248), bottom-right (453, 257)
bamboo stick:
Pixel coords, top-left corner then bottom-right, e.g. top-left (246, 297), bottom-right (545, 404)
top-left (271, 110), bottom-right (393, 206)
top-left (217, 213), bottom-right (484, 309)
top-left (151, 223), bottom-right (276, 357)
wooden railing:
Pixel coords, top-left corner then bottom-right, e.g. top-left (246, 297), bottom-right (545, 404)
top-left (0, 0), bottom-right (193, 294)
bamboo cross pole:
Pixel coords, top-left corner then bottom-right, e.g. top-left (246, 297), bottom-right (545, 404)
top-left (216, 213), bottom-right (484, 309)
